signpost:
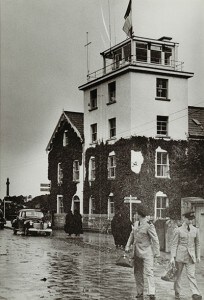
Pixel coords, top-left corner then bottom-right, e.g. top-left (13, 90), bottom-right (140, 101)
top-left (40, 183), bottom-right (50, 193)
top-left (124, 195), bottom-right (141, 221)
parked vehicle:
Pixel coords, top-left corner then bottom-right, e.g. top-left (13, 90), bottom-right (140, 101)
top-left (0, 216), bottom-right (6, 229)
top-left (12, 209), bottom-right (52, 236)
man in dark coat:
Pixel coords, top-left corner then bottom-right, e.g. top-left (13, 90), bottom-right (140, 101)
top-left (73, 209), bottom-right (83, 236)
top-left (64, 210), bottom-right (74, 236)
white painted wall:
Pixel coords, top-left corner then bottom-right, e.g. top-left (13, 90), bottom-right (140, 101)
top-left (83, 70), bottom-right (189, 151)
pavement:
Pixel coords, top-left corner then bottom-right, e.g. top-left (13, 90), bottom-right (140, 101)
top-left (4, 221), bottom-right (204, 300)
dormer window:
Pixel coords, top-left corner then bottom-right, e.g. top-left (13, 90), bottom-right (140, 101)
top-left (108, 81), bottom-right (116, 104)
top-left (90, 89), bottom-right (97, 110)
top-left (63, 130), bottom-right (69, 146)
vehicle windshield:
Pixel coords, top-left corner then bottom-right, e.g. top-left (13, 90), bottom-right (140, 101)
top-left (25, 211), bottom-right (44, 218)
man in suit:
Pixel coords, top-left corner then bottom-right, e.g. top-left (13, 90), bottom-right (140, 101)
top-left (125, 204), bottom-right (160, 300)
top-left (170, 211), bottom-right (202, 300)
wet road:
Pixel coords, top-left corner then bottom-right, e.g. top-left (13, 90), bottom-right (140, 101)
top-left (1, 229), bottom-right (203, 300)
top-left (0, 229), bottom-right (136, 300)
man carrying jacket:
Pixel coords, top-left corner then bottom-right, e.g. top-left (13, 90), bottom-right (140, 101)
top-left (125, 204), bottom-right (160, 300)
top-left (170, 211), bottom-right (202, 300)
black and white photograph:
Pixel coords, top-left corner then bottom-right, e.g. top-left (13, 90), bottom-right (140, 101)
top-left (0, 0), bottom-right (204, 299)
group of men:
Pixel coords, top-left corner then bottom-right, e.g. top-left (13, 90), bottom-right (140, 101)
top-left (125, 204), bottom-right (202, 300)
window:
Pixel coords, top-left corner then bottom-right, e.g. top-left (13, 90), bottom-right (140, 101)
top-left (164, 46), bottom-right (172, 65)
top-left (73, 160), bottom-right (80, 182)
top-left (157, 116), bottom-right (168, 136)
top-left (151, 44), bottom-right (162, 64)
top-left (123, 42), bottom-right (131, 62)
top-left (108, 197), bottom-right (115, 219)
top-left (108, 81), bottom-right (116, 103)
top-left (107, 151), bottom-right (116, 179)
top-left (91, 123), bottom-right (97, 143)
top-left (109, 118), bottom-right (116, 138)
top-left (155, 192), bottom-right (169, 219)
top-left (63, 130), bottom-right (69, 146)
top-left (114, 49), bottom-right (122, 69)
top-left (136, 42), bottom-right (148, 62)
top-left (57, 162), bottom-right (63, 185)
top-left (57, 195), bottom-right (64, 214)
top-left (89, 156), bottom-right (95, 181)
top-left (156, 78), bottom-right (168, 99)
top-left (90, 89), bottom-right (97, 109)
top-left (155, 148), bottom-right (169, 178)
top-left (89, 197), bottom-right (96, 216)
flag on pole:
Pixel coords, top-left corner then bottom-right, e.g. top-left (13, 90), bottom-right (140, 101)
top-left (123, 0), bottom-right (133, 37)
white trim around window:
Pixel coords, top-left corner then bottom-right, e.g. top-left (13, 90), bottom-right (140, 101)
top-left (57, 195), bottom-right (64, 214)
top-left (155, 147), bottom-right (170, 178)
top-left (154, 191), bottom-right (169, 219)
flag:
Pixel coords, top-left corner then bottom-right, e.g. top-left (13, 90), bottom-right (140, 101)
top-left (123, 0), bottom-right (133, 37)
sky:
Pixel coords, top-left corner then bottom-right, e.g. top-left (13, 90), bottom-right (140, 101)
top-left (0, 0), bottom-right (204, 199)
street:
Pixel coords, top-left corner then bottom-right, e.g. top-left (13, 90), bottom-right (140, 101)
top-left (0, 228), bottom-right (203, 300)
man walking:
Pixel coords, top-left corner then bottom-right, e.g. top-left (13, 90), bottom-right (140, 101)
top-left (125, 204), bottom-right (160, 300)
top-left (170, 211), bottom-right (202, 300)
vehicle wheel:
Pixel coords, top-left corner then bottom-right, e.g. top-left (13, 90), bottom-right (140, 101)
top-left (13, 229), bottom-right (17, 235)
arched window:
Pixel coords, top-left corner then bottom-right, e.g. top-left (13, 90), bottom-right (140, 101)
top-left (107, 151), bottom-right (116, 179)
top-left (89, 156), bottom-right (95, 181)
top-left (155, 191), bottom-right (169, 219)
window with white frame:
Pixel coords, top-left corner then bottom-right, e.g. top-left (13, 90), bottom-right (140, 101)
top-left (109, 118), bottom-right (116, 138)
top-left (156, 78), bottom-right (168, 99)
top-left (136, 42), bottom-right (148, 62)
top-left (155, 147), bottom-right (170, 178)
top-left (89, 156), bottom-right (95, 181)
top-left (164, 46), bottom-right (172, 65)
top-left (57, 162), bottom-right (63, 185)
top-left (57, 195), bottom-right (64, 214)
top-left (123, 42), bottom-right (131, 62)
top-left (107, 151), bottom-right (116, 179)
top-left (90, 89), bottom-right (97, 109)
top-left (155, 191), bottom-right (169, 219)
top-left (157, 116), bottom-right (168, 136)
top-left (63, 130), bottom-right (69, 146)
top-left (108, 197), bottom-right (115, 219)
top-left (73, 160), bottom-right (80, 182)
top-left (91, 123), bottom-right (97, 143)
top-left (151, 44), bottom-right (162, 64)
top-left (89, 197), bottom-right (96, 216)
top-left (108, 81), bottom-right (116, 103)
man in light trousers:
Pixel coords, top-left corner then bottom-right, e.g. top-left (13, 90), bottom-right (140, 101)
top-left (125, 204), bottom-right (160, 300)
top-left (170, 211), bottom-right (202, 300)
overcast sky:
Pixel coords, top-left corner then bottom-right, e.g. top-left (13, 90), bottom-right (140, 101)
top-left (1, 0), bottom-right (204, 199)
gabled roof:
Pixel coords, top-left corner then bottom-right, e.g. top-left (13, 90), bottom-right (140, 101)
top-left (188, 106), bottom-right (204, 139)
top-left (46, 111), bottom-right (84, 151)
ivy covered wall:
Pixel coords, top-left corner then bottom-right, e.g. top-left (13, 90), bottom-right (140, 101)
top-left (84, 136), bottom-right (204, 220)
top-left (48, 121), bottom-right (83, 213)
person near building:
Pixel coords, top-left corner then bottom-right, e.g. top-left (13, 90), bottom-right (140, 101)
top-left (125, 204), bottom-right (160, 300)
top-left (111, 208), bottom-right (132, 249)
top-left (73, 209), bottom-right (83, 237)
top-left (64, 210), bottom-right (74, 236)
top-left (170, 211), bottom-right (202, 300)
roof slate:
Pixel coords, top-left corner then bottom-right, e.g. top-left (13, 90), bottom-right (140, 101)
top-left (188, 106), bottom-right (204, 138)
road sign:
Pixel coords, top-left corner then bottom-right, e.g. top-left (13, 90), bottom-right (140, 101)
top-left (40, 188), bottom-right (50, 192)
top-left (40, 183), bottom-right (50, 188)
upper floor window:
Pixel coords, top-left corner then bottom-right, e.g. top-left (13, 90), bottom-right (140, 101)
top-left (57, 162), bottom-right (63, 185)
top-left (90, 89), bottom-right (97, 110)
top-left (155, 192), bottom-right (169, 219)
top-left (91, 123), bottom-right (97, 143)
top-left (151, 44), bottom-right (162, 64)
top-left (157, 116), bottom-right (168, 136)
top-left (123, 42), bottom-right (131, 62)
top-left (63, 130), bottom-right (69, 146)
top-left (109, 118), bottom-right (116, 138)
top-left (73, 160), bottom-right (80, 182)
top-left (57, 195), bottom-right (64, 214)
top-left (136, 42), bottom-right (148, 62)
top-left (89, 156), bottom-right (95, 181)
top-left (114, 49), bottom-right (122, 69)
top-left (156, 78), bottom-right (168, 99)
top-left (155, 147), bottom-right (170, 178)
top-left (108, 81), bottom-right (116, 103)
top-left (107, 151), bottom-right (116, 179)
top-left (164, 46), bottom-right (172, 65)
